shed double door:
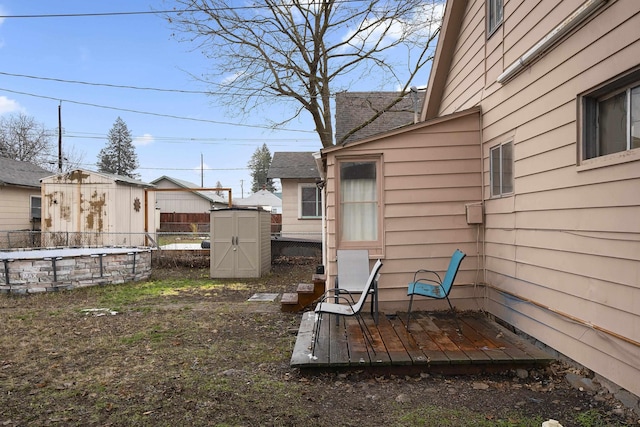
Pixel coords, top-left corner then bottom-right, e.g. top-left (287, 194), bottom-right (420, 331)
top-left (210, 210), bottom-right (260, 278)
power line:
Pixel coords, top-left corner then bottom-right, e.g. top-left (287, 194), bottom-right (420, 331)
top-left (0, 71), bottom-right (212, 95)
top-left (0, 2), bottom-right (364, 19)
top-left (0, 87), bottom-right (315, 133)
top-left (0, 8), bottom-right (222, 19)
top-left (63, 133), bottom-right (317, 146)
top-left (0, 71), bottom-right (374, 99)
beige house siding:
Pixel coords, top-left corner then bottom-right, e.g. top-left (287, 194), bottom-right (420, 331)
top-left (323, 109), bottom-right (483, 311)
top-left (430, 0), bottom-right (640, 397)
top-left (279, 179), bottom-right (322, 239)
top-left (0, 186), bottom-right (40, 231)
top-left (439, 0), bottom-right (486, 115)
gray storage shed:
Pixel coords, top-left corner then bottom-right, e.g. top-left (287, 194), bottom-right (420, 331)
top-left (209, 208), bottom-right (271, 278)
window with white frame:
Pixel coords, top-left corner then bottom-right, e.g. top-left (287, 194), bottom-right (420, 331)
top-left (487, 0), bottom-right (503, 36)
top-left (338, 159), bottom-right (379, 243)
top-left (582, 70), bottom-right (640, 160)
top-left (30, 195), bottom-right (41, 221)
top-left (299, 184), bottom-right (321, 218)
top-left (490, 141), bottom-right (513, 197)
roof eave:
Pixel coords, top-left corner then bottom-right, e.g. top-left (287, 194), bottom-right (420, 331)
top-left (422, 0), bottom-right (469, 121)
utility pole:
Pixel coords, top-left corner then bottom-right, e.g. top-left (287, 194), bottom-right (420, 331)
top-left (240, 179), bottom-right (244, 198)
top-left (58, 102), bottom-right (63, 173)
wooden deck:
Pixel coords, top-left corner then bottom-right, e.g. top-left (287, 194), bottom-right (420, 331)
top-left (291, 311), bottom-right (554, 374)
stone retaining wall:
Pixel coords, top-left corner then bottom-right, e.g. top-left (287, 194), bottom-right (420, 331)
top-left (0, 249), bottom-right (151, 294)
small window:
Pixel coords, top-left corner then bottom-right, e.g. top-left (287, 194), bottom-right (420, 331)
top-left (487, 0), bottom-right (503, 36)
top-left (300, 184), bottom-right (321, 218)
top-left (582, 77), bottom-right (640, 160)
top-left (339, 159), bottom-right (379, 243)
top-left (490, 142), bottom-right (513, 197)
top-left (30, 196), bottom-right (41, 221)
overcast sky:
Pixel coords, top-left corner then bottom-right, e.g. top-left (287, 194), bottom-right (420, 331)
top-left (0, 1), bottom-right (438, 198)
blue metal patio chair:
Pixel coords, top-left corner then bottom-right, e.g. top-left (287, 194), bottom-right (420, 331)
top-left (406, 249), bottom-right (466, 330)
top-left (310, 259), bottom-right (383, 359)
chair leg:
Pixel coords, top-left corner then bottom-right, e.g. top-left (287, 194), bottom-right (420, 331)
top-left (445, 296), bottom-right (462, 333)
top-left (406, 294), bottom-right (415, 329)
top-left (310, 312), bottom-right (322, 359)
top-left (355, 313), bottom-right (376, 354)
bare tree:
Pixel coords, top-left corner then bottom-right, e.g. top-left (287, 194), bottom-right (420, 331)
top-left (167, 0), bottom-right (442, 147)
top-left (54, 145), bottom-right (86, 174)
top-left (0, 113), bottom-right (54, 167)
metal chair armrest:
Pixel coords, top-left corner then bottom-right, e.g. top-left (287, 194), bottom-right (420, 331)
top-left (412, 269), bottom-right (442, 284)
top-left (318, 292), bottom-right (356, 306)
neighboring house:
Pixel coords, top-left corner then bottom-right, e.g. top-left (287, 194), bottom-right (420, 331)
top-left (335, 91), bottom-right (425, 145)
top-left (318, 0), bottom-right (640, 401)
top-left (151, 176), bottom-right (228, 213)
top-left (267, 152), bottom-right (322, 240)
top-left (233, 189), bottom-right (282, 213)
top-left (41, 169), bottom-right (157, 247)
top-left (0, 157), bottom-right (51, 232)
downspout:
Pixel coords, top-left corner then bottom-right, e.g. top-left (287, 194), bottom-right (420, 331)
top-left (312, 151), bottom-right (327, 269)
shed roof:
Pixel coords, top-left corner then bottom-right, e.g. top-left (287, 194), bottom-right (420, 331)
top-left (268, 152), bottom-right (320, 179)
top-left (42, 169), bottom-right (155, 188)
top-left (0, 157), bottom-right (52, 188)
top-left (234, 189), bottom-right (282, 208)
top-left (150, 175), bottom-right (227, 204)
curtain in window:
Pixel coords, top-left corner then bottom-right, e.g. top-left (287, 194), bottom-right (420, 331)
top-left (340, 162), bottom-right (377, 241)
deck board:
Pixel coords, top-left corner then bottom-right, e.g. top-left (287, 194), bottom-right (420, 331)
top-left (372, 315), bottom-right (413, 365)
top-left (401, 313), bottom-right (451, 364)
top-left (345, 317), bottom-right (370, 365)
top-left (430, 315), bottom-right (493, 364)
top-left (290, 311), bottom-right (316, 366)
top-left (328, 314), bottom-right (350, 367)
top-left (291, 311), bottom-right (555, 372)
top-left (388, 315), bottom-right (431, 364)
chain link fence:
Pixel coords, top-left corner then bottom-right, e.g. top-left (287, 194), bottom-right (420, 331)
top-left (1, 230), bottom-right (323, 267)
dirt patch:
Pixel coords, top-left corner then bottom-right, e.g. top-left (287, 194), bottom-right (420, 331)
top-left (0, 263), bottom-right (637, 426)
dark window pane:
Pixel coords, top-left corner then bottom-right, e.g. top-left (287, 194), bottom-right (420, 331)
top-left (502, 142), bottom-right (513, 194)
top-left (488, 0), bottom-right (503, 33)
top-left (598, 91), bottom-right (627, 156)
top-left (490, 146), bottom-right (501, 196)
top-left (631, 86), bottom-right (640, 149)
top-left (301, 187), bottom-right (319, 217)
top-left (31, 196), bottom-right (42, 219)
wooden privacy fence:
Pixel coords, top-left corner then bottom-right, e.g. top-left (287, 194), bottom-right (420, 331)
top-left (159, 212), bottom-right (282, 234)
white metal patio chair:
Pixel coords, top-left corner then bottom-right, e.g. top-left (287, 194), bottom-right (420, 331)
top-left (310, 259), bottom-right (383, 359)
top-left (334, 249), bottom-right (379, 323)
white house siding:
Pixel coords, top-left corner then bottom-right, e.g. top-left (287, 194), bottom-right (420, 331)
top-left (436, 0), bottom-right (640, 397)
top-left (280, 179), bottom-right (322, 239)
top-left (0, 186), bottom-right (39, 231)
top-left (153, 179), bottom-right (213, 213)
top-left (323, 110), bottom-right (483, 311)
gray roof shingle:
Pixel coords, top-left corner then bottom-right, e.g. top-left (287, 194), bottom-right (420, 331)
top-left (335, 91), bottom-right (424, 145)
top-left (268, 152), bottom-right (320, 179)
top-left (0, 157), bottom-right (52, 188)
